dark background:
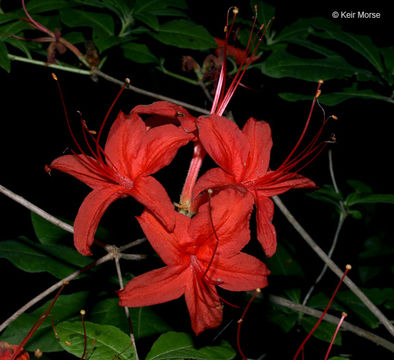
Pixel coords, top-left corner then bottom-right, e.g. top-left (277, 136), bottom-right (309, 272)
top-left (1, 0), bottom-right (392, 358)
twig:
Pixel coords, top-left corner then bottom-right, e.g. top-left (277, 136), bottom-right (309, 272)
top-left (0, 184), bottom-right (74, 234)
top-left (302, 150), bottom-right (347, 306)
top-left (272, 195), bottom-right (394, 337)
top-left (110, 247), bottom-right (139, 360)
top-left (8, 54), bottom-right (211, 115)
top-left (269, 295), bottom-right (394, 353)
top-left (0, 253), bottom-right (113, 333)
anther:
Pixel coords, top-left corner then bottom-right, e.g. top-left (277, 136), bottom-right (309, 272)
top-left (44, 164), bottom-right (51, 175)
top-left (256, 288), bottom-right (261, 293)
top-left (207, 188), bottom-right (213, 195)
top-left (51, 73), bottom-right (58, 81)
top-left (65, 341), bottom-right (72, 346)
top-left (233, 7), bottom-right (239, 14)
top-left (176, 111), bottom-right (185, 117)
top-left (318, 79), bottom-right (324, 84)
top-left (315, 89), bottom-right (322, 98)
top-left (125, 77), bottom-right (130, 84)
top-left (254, 4), bottom-right (258, 12)
top-left (34, 349), bottom-right (43, 358)
top-left (237, 319), bottom-right (243, 324)
top-left (331, 115), bottom-right (338, 120)
top-left (80, 309), bottom-right (86, 316)
top-left (346, 264), bottom-right (352, 270)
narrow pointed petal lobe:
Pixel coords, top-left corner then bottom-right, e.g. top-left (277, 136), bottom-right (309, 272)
top-left (73, 186), bottom-right (124, 255)
top-left (50, 154), bottom-right (111, 189)
top-left (184, 270), bottom-right (222, 335)
top-left (104, 111), bottom-right (146, 178)
top-left (204, 252), bottom-right (270, 291)
top-left (242, 118), bottom-right (272, 180)
top-left (190, 189), bottom-right (254, 256)
top-left (137, 210), bottom-right (190, 266)
top-left (197, 114), bottom-right (249, 178)
top-left (255, 195), bottom-right (277, 257)
top-left (132, 176), bottom-right (176, 231)
top-left (135, 124), bottom-right (193, 176)
top-left (119, 266), bottom-right (189, 307)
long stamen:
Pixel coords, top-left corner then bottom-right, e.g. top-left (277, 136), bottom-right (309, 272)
top-left (279, 80), bottom-right (324, 169)
top-left (237, 289), bottom-right (261, 360)
top-left (79, 310), bottom-right (87, 360)
top-left (95, 78), bottom-right (129, 160)
top-left (324, 312), bottom-right (347, 360)
top-left (293, 265), bottom-right (351, 360)
top-left (211, 7), bottom-right (239, 114)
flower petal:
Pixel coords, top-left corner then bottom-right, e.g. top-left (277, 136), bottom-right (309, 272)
top-left (131, 101), bottom-right (197, 133)
top-left (255, 195), bottom-right (277, 257)
top-left (50, 154), bottom-right (110, 189)
top-left (104, 111), bottom-right (146, 178)
top-left (197, 114), bottom-right (249, 179)
top-left (256, 172), bottom-right (316, 197)
top-left (132, 176), bottom-right (176, 231)
top-left (135, 124), bottom-right (193, 176)
top-left (74, 186), bottom-right (124, 255)
top-left (118, 265), bottom-right (188, 307)
top-left (203, 252), bottom-right (270, 291)
top-left (184, 270), bottom-right (222, 335)
top-left (242, 118), bottom-right (272, 180)
top-left (138, 210), bottom-right (190, 266)
top-left (190, 189), bottom-right (254, 257)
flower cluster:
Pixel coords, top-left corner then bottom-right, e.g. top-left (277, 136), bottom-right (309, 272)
top-left (50, 9), bottom-right (324, 335)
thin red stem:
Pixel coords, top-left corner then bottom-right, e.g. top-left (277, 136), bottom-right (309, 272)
top-left (237, 289), bottom-right (261, 360)
top-left (11, 282), bottom-right (68, 360)
top-left (293, 265), bottom-right (351, 360)
top-left (80, 310), bottom-right (87, 360)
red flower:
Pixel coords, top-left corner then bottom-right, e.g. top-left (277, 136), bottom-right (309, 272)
top-left (118, 189), bottom-right (269, 335)
top-left (215, 38), bottom-right (260, 66)
top-left (193, 115), bottom-right (317, 257)
top-left (50, 110), bottom-right (192, 255)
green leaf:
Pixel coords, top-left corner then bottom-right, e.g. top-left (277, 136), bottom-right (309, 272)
top-left (266, 308), bottom-right (298, 332)
top-left (0, 41), bottom-right (10, 72)
top-left (122, 42), bottom-right (158, 63)
top-left (346, 193), bottom-right (394, 207)
top-left (60, 9), bottom-right (115, 38)
top-left (381, 47), bottom-right (394, 74)
top-left (279, 88), bottom-right (394, 106)
top-left (89, 298), bottom-right (172, 339)
top-left (265, 243), bottom-right (304, 277)
top-left (335, 290), bottom-right (379, 328)
top-left (261, 50), bottom-right (371, 82)
top-left (301, 316), bottom-right (342, 345)
top-left (0, 237), bottom-right (91, 278)
top-left (307, 185), bottom-right (342, 207)
top-left (358, 266), bottom-right (381, 284)
top-left (275, 18), bottom-right (316, 42)
top-left (26, 0), bottom-right (78, 13)
top-left (152, 20), bottom-right (216, 50)
top-left (329, 357), bottom-right (350, 360)
top-left (312, 23), bottom-right (384, 73)
top-left (57, 321), bottom-right (136, 359)
top-left (0, 292), bottom-right (88, 352)
top-left (146, 332), bottom-right (235, 360)
top-left (31, 212), bottom-right (71, 245)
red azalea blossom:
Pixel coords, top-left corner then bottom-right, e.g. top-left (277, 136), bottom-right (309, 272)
top-left (193, 115), bottom-right (317, 257)
top-left (50, 110), bottom-right (192, 255)
top-left (215, 38), bottom-right (260, 66)
top-left (118, 189), bottom-right (269, 335)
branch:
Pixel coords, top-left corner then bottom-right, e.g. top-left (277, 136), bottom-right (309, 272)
top-left (7, 54), bottom-right (210, 115)
top-left (269, 294), bottom-right (394, 353)
top-left (0, 184), bottom-right (74, 234)
top-left (273, 195), bottom-right (394, 337)
top-left (0, 253), bottom-right (113, 333)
